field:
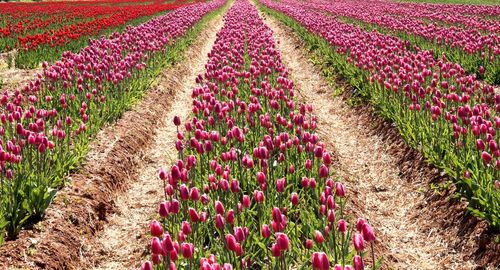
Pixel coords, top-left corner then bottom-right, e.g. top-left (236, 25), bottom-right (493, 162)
top-left (0, 0), bottom-right (498, 269)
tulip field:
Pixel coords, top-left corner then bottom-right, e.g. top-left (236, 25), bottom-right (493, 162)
top-left (0, 0), bottom-right (499, 269)
top-left (0, 0), bottom-right (203, 68)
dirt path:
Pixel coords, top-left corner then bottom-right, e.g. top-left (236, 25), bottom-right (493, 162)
top-left (85, 10), bottom-right (227, 270)
top-left (258, 9), bottom-right (478, 270)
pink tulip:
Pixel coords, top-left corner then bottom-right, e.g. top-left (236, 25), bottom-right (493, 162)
top-left (314, 230), bottom-right (325, 244)
top-left (261, 224), bottom-right (271, 238)
top-left (353, 233), bottom-right (365, 252)
top-left (362, 223), bottom-right (376, 242)
top-left (151, 237), bottom-right (163, 255)
top-left (271, 243), bottom-right (282, 257)
top-left (181, 242), bottom-right (194, 259)
top-left (291, 192), bottom-right (299, 205)
top-left (150, 220), bottom-right (163, 237)
top-left (311, 252), bottom-right (329, 270)
top-left (353, 255), bottom-right (363, 270)
top-left (275, 232), bottom-right (290, 251)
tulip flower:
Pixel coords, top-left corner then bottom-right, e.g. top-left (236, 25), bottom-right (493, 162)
top-left (291, 192), bottom-right (299, 205)
top-left (261, 224), bottom-right (271, 238)
top-left (353, 233), bottom-right (365, 252)
top-left (353, 255), bottom-right (363, 270)
top-left (311, 252), bottom-right (330, 270)
top-left (275, 233), bottom-right (290, 251)
top-left (150, 220), bottom-right (163, 237)
top-left (314, 230), bottom-right (325, 244)
top-left (181, 242), bottom-right (194, 259)
top-left (151, 237), bottom-right (163, 255)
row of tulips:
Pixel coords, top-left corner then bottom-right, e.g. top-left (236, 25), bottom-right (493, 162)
top-left (258, 0), bottom-right (500, 227)
top-left (142, 1), bottom-right (377, 269)
top-left (364, 1), bottom-right (500, 34)
top-left (0, 0), bottom-right (225, 243)
top-left (0, 0), bottom-right (202, 68)
top-left (289, 0), bottom-right (500, 84)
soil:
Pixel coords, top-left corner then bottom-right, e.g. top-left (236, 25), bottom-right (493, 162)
top-left (0, 11), bottom-right (225, 270)
top-left (259, 9), bottom-right (500, 270)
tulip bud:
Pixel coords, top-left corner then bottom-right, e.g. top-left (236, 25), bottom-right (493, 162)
top-left (338, 219), bottom-right (347, 233)
top-left (319, 164), bottom-right (329, 178)
top-left (314, 230), bottom-right (324, 244)
top-left (271, 243), bottom-right (282, 257)
top-left (261, 224), bottom-right (271, 238)
top-left (305, 239), bottom-right (313, 249)
top-left (226, 234), bottom-right (238, 251)
top-left (291, 192), bottom-right (299, 205)
top-left (188, 208), bottom-right (199, 223)
top-left (482, 151), bottom-right (492, 164)
top-left (190, 187), bottom-right (200, 201)
top-left (275, 233), bottom-right (290, 251)
top-left (182, 221), bottom-right (192, 235)
top-left (141, 261), bottom-right (153, 270)
top-left (169, 199), bottom-right (180, 214)
top-left (151, 237), bottom-right (163, 255)
top-left (335, 182), bottom-right (345, 197)
top-left (353, 233), bottom-right (365, 252)
top-left (216, 213), bottom-right (225, 229)
top-left (242, 195), bottom-right (251, 208)
top-left (163, 234), bottom-right (174, 252)
top-left (181, 242), bottom-right (194, 259)
top-left (476, 139), bottom-right (485, 151)
top-left (276, 178), bottom-right (286, 193)
top-left (362, 223), bottom-right (376, 242)
top-left (311, 252), bottom-right (329, 270)
top-left (159, 201), bottom-right (169, 218)
top-left (353, 255), bottom-right (363, 270)
top-left (215, 200), bottom-right (225, 215)
top-left (356, 218), bottom-right (365, 232)
top-left (150, 220), bottom-right (163, 237)
top-left (257, 171), bottom-right (266, 185)
top-left (173, 116), bottom-right (181, 126)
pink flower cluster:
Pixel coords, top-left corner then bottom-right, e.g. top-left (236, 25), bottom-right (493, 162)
top-left (304, 0), bottom-right (499, 55)
top-left (143, 0), bottom-right (376, 269)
